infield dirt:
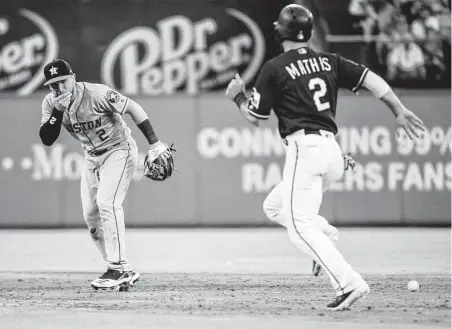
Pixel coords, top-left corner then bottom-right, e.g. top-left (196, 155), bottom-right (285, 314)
top-left (0, 228), bottom-right (450, 328)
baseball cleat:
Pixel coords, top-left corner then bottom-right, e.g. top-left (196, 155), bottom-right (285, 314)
top-left (91, 269), bottom-right (139, 291)
top-left (312, 260), bottom-right (323, 277)
top-left (327, 283), bottom-right (370, 311)
top-left (128, 270), bottom-right (140, 286)
top-left (116, 271), bottom-right (140, 292)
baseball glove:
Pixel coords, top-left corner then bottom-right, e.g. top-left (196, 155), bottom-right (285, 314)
top-left (143, 143), bottom-right (176, 181)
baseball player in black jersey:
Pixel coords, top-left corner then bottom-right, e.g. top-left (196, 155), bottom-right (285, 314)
top-left (226, 4), bottom-right (426, 311)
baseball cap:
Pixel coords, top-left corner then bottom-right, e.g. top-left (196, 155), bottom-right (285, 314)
top-left (43, 59), bottom-right (73, 85)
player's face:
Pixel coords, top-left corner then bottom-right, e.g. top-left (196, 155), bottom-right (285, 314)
top-left (49, 75), bottom-right (75, 95)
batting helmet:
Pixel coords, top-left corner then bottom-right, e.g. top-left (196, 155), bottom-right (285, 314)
top-left (274, 4), bottom-right (314, 43)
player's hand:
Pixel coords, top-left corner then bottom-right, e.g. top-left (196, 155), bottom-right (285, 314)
top-left (148, 141), bottom-right (170, 167)
top-left (144, 142), bottom-right (176, 181)
top-left (343, 153), bottom-right (356, 171)
top-left (396, 109), bottom-right (426, 140)
top-left (53, 91), bottom-right (72, 112)
top-left (225, 73), bottom-right (245, 100)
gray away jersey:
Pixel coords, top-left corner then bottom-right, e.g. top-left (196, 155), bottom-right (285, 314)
top-left (41, 82), bottom-right (134, 152)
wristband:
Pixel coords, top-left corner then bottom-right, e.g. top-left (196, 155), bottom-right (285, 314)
top-left (137, 119), bottom-right (159, 145)
top-left (233, 92), bottom-right (248, 108)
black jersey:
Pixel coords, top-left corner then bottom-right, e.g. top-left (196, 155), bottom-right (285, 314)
top-left (247, 47), bottom-right (369, 138)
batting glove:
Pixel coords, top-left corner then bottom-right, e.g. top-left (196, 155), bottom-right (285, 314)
top-left (225, 73), bottom-right (246, 101)
top-left (148, 141), bottom-right (171, 166)
top-left (343, 153), bottom-right (356, 171)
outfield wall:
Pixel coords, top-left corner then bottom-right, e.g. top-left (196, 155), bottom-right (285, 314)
top-left (0, 90), bottom-right (450, 227)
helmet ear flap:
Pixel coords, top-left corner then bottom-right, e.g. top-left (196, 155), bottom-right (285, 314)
top-left (274, 25), bottom-right (311, 44)
top-left (273, 21), bottom-right (283, 43)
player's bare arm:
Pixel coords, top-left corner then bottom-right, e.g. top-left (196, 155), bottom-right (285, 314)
top-left (123, 99), bottom-right (174, 172)
top-left (362, 70), bottom-right (426, 139)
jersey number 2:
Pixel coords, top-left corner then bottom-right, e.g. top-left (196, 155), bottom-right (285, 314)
top-left (96, 129), bottom-right (108, 142)
top-left (308, 78), bottom-right (330, 112)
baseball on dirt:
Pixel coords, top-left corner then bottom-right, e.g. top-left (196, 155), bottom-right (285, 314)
top-left (407, 280), bottom-right (420, 292)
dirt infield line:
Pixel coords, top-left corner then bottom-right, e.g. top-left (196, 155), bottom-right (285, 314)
top-left (0, 273), bottom-right (449, 329)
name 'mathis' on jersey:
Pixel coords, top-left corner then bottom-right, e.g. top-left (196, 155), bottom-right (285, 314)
top-left (40, 82), bottom-right (133, 152)
top-left (247, 47), bottom-right (369, 138)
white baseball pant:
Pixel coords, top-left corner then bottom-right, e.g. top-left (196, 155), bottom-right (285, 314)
top-left (81, 141), bottom-right (138, 272)
top-left (264, 129), bottom-right (365, 296)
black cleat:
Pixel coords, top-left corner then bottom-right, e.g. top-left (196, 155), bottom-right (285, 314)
top-left (327, 291), bottom-right (352, 308)
top-left (327, 284), bottom-right (370, 311)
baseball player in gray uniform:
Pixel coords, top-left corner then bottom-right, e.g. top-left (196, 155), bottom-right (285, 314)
top-left (39, 59), bottom-right (174, 291)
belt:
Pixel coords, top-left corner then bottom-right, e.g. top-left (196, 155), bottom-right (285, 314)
top-left (88, 143), bottom-right (121, 157)
top-left (297, 128), bottom-right (334, 138)
top-left (284, 129), bottom-right (334, 144)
